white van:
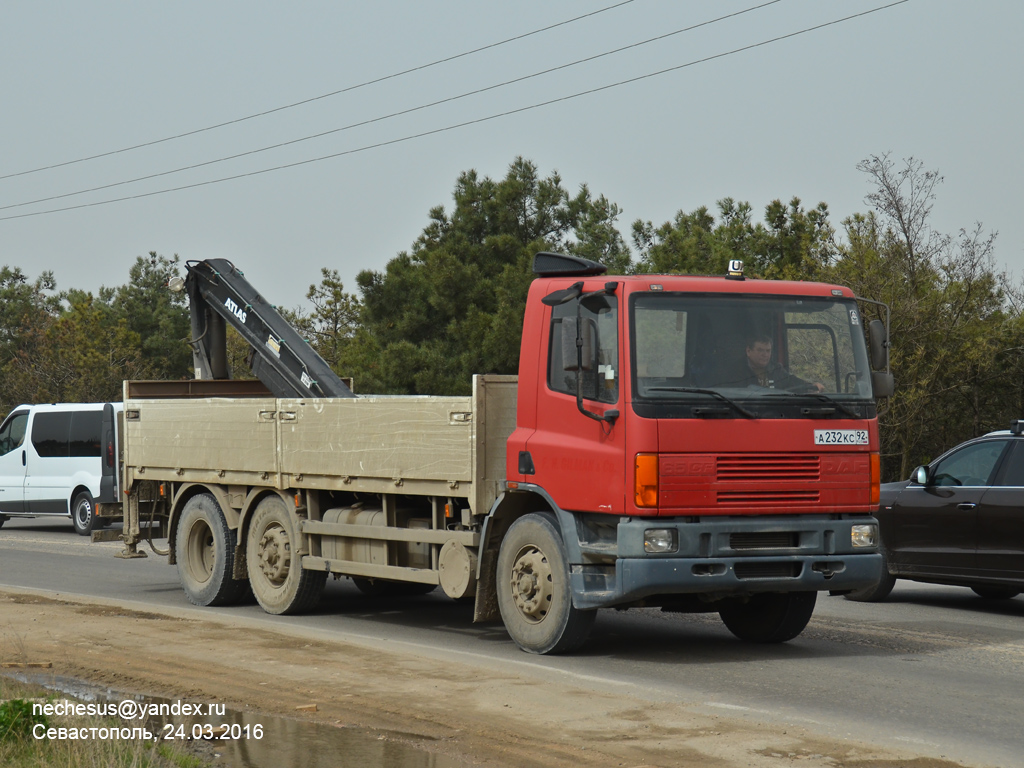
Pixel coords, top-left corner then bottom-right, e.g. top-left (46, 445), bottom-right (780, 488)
top-left (0, 403), bottom-right (122, 535)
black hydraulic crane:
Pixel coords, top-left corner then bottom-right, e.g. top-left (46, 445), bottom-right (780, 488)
top-left (175, 258), bottom-right (355, 399)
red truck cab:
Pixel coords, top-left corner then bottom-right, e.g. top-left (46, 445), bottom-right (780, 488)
top-left (490, 252), bottom-right (884, 653)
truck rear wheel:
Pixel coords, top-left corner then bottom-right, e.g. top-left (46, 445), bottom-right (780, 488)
top-left (176, 493), bottom-right (248, 606)
top-left (719, 591), bottom-right (817, 643)
top-left (496, 513), bottom-right (595, 654)
top-left (247, 495), bottom-right (326, 615)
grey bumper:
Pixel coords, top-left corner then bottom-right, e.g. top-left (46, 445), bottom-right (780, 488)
top-left (568, 515), bottom-right (883, 610)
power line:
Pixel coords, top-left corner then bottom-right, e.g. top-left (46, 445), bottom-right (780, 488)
top-left (0, 0), bottom-right (783, 212)
top-left (0, 0), bottom-right (636, 182)
top-left (0, 0), bottom-right (910, 224)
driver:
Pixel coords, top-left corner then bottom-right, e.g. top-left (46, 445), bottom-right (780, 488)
top-left (730, 334), bottom-right (824, 392)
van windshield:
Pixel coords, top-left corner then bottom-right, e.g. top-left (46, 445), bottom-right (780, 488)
top-left (630, 293), bottom-right (874, 415)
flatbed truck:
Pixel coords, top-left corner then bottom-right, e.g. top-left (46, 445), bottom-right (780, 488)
top-left (112, 254), bottom-right (891, 653)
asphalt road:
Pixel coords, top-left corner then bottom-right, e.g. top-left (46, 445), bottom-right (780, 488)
top-left (2, 515), bottom-right (1022, 767)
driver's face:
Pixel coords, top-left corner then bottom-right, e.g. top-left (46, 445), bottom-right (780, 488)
top-left (747, 341), bottom-right (772, 371)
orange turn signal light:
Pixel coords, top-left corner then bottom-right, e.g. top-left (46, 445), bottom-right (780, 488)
top-left (635, 453), bottom-right (658, 508)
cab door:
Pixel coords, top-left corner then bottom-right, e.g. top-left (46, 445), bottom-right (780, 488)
top-left (0, 410), bottom-right (30, 514)
top-left (526, 286), bottom-right (626, 514)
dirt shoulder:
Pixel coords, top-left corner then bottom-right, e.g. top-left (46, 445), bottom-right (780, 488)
top-left (0, 588), bottom-right (964, 768)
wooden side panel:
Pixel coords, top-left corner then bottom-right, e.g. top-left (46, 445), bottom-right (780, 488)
top-left (124, 398), bottom-right (279, 484)
top-left (277, 395), bottom-right (475, 483)
top-left (123, 376), bottom-right (520, 514)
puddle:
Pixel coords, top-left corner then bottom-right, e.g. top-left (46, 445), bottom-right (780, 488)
top-left (2, 671), bottom-right (464, 768)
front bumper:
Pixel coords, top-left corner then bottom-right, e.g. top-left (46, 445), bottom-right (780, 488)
top-left (569, 514), bottom-right (883, 610)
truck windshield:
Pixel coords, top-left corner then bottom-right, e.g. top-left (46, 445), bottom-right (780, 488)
top-left (630, 293), bottom-right (874, 413)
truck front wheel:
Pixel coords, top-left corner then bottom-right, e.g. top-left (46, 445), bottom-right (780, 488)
top-left (496, 513), bottom-right (595, 654)
top-left (247, 496), bottom-right (326, 615)
top-left (176, 493), bottom-right (248, 606)
top-left (719, 591), bottom-right (817, 643)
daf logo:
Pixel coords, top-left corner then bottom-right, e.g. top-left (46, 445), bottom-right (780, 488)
top-left (224, 297), bottom-right (247, 324)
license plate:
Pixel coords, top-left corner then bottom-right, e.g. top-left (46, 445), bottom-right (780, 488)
top-left (814, 429), bottom-right (868, 446)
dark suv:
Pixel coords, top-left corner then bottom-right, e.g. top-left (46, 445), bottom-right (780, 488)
top-left (846, 423), bottom-right (1024, 602)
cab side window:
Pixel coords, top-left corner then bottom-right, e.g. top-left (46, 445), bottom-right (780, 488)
top-left (0, 411), bottom-right (28, 455)
top-left (931, 440), bottom-right (1007, 487)
top-left (547, 296), bottom-right (618, 404)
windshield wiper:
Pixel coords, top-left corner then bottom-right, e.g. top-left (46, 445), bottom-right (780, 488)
top-left (804, 392), bottom-right (860, 419)
top-left (646, 387), bottom-right (756, 419)
top-left (761, 391), bottom-right (861, 419)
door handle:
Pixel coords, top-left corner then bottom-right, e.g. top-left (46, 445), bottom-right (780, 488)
top-left (21, 450), bottom-right (25, 467)
top-left (957, 502), bottom-right (977, 510)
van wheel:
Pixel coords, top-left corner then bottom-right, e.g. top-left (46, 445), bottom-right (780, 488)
top-left (247, 495), bottom-right (326, 615)
top-left (72, 491), bottom-right (97, 536)
top-left (719, 592), bottom-right (817, 643)
top-left (0, 515), bottom-right (6, 529)
top-left (496, 513), bottom-right (595, 654)
top-left (176, 493), bottom-right (248, 606)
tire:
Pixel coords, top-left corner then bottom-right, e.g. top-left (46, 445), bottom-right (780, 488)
top-left (352, 578), bottom-right (436, 597)
top-left (719, 591), bottom-right (817, 643)
top-left (246, 495), bottom-right (326, 615)
top-left (971, 586), bottom-right (1020, 600)
top-left (0, 515), bottom-right (6, 529)
top-left (496, 513), bottom-right (595, 655)
top-left (72, 491), bottom-right (97, 536)
top-left (175, 493), bottom-right (248, 606)
top-left (844, 549), bottom-right (897, 603)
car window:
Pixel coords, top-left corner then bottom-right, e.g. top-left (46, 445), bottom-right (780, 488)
top-left (931, 440), bottom-right (1007, 487)
top-left (993, 441), bottom-right (1024, 487)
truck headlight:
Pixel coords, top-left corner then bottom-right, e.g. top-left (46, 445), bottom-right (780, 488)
top-left (644, 528), bottom-right (678, 554)
top-left (851, 524), bottom-right (878, 548)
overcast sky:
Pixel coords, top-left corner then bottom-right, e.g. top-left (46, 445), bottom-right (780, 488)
top-left (2, 0), bottom-right (1021, 311)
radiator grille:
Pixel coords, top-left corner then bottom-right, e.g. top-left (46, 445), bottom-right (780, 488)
top-left (717, 455), bottom-right (820, 482)
top-left (734, 562), bottom-right (802, 580)
top-left (730, 532), bottom-right (800, 550)
top-left (718, 490), bottom-right (819, 506)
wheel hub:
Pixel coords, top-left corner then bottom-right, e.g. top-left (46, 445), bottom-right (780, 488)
top-left (256, 525), bottom-right (290, 586)
top-left (509, 547), bottom-right (552, 623)
top-left (185, 521), bottom-right (215, 582)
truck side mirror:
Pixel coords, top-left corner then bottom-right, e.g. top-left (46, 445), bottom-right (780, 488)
top-left (561, 317), bottom-right (596, 372)
top-left (871, 371), bottom-right (894, 398)
top-left (868, 319), bottom-right (888, 371)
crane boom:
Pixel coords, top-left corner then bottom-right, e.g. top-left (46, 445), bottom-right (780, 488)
top-left (182, 258), bottom-right (355, 399)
